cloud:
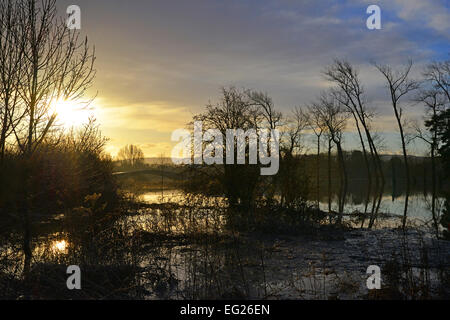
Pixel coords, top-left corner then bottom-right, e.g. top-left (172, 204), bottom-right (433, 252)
top-left (388, 0), bottom-right (450, 37)
top-left (56, 0), bottom-right (448, 156)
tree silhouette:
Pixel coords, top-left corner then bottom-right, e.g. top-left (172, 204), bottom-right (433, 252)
top-left (0, 0), bottom-right (96, 279)
top-left (375, 60), bottom-right (419, 229)
top-left (117, 144), bottom-right (145, 169)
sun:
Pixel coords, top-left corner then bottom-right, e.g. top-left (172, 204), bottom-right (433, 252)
top-left (52, 98), bottom-right (93, 128)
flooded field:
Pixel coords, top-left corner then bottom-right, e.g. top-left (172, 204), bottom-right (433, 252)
top-left (15, 224), bottom-right (449, 299)
top-left (139, 189), bottom-right (446, 229)
top-left (2, 188), bottom-right (449, 300)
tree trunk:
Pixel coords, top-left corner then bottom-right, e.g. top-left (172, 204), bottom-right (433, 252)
top-left (327, 138), bottom-right (332, 213)
top-left (431, 139), bottom-right (438, 237)
top-left (351, 112), bottom-right (371, 228)
top-left (336, 142), bottom-right (347, 221)
top-left (316, 135), bottom-right (320, 208)
top-left (393, 103), bottom-right (410, 229)
top-left (0, 97), bottom-right (10, 164)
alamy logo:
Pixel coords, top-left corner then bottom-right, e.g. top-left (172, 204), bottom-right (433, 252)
top-left (366, 5), bottom-right (381, 30)
top-left (66, 265), bottom-right (81, 290)
top-left (171, 121), bottom-right (280, 175)
top-left (67, 5), bottom-right (81, 30)
top-left (366, 265), bottom-right (381, 289)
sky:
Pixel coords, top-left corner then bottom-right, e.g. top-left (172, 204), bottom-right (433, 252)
top-left (57, 0), bottom-right (450, 157)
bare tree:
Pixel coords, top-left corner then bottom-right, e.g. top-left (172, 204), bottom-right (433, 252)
top-left (279, 107), bottom-right (309, 207)
top-left (423, 60), bottom-right (450, 102)
top-left (415, 89), bottom-right (445, 236)
top-left (0, 0), bottom-right (26, 163)
top-left (193, 87), bottom-right (261, 212)
top-left (0, 0), bottom-right (96, 279)
top-left (304, 104), bottom-right (324, 208)
top-left (283, 106), bottom-right (309, 156)
top-left (117, 144), bottom-right (145, 169)
top-left (192, 87), bottom-right (281, 220)
top-left (324, 60), bottom-right (385, 227)
top-left (248, 91), bottom-right (282, 130)
top-left (375, 60), bottom-right (419, 229)
top-left (65, 117), bottom-right (108, 155)
top-left (415, 59), bottom-right (450, 236)
top-left (18, 0), bottom-right (96, 156)
top-left (311, 92), bottom-right (348, 218)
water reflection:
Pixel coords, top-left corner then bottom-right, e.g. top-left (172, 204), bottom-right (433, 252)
top-left (51, 240), bottom-right (68, 254)
top-left (3, 190), bottom-right (447, 300)
top-left (139, 190), bottom-right (444, 227)
top-left (140, 190), bottom-right (184, 203)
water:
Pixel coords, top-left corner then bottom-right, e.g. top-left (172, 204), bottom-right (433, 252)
top-left (140, 190), bottom-right (184, 203)
top-left (322, 193), bottom-right (445, 224)
top-left (3, 190), bottom-right (447, 299)
top-left (139, 189), bottom-right (445, 227)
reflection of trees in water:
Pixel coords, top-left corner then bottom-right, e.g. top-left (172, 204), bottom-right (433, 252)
top-left (1, 190), bottom-right (448, 299)
top-left (0, 194), bottom-right (262, 299)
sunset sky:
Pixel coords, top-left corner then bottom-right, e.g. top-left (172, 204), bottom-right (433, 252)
top-left (57, 0), bottom-right (449, 158)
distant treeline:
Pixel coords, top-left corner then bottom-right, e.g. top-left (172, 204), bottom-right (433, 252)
top-left (301, 151), bottom-right (448, 197)
top-left (116, 151), bottom-right (447, 198)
